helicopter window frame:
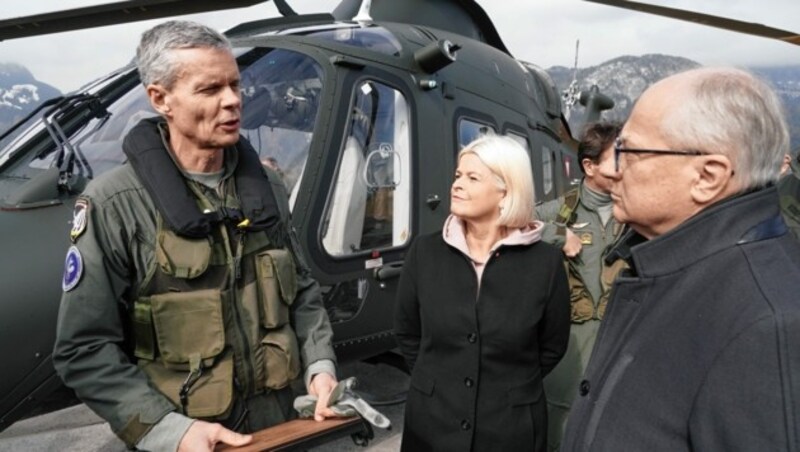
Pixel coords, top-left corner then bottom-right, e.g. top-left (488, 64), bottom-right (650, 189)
top-left (319, 76), bottom-right (413, 260)
top-left (541, 145), bottom-right (555, 198)
top-left (235, 46), bottom-right (328, 211)
top-left (455, 114), bottom-right (497, 154)
top-left (502, 125), bottom-right (531, 151)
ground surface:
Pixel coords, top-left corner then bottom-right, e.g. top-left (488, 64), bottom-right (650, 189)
top-left (0, 360), bottom-right (408, 451)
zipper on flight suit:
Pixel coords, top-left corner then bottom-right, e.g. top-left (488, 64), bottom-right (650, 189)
top-left (220, 224), bottom-right (258, 397)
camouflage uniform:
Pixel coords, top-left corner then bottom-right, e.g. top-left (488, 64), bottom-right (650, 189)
top-left (535, 182), bottom-right (625, 452)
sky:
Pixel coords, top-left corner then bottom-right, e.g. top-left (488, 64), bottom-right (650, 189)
top-left (0, 0), bottom-right (798, 93)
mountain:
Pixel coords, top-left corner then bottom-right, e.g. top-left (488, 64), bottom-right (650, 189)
top-left (545, 54), bottom-right (800, 150)
top-left (0, 63), bottom-right (61, 134)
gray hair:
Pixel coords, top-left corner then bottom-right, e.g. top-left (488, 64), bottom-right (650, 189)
top-left (661, 67), bottom-right (790, 190)
top-left (136, 20), bottom-right (231, 89)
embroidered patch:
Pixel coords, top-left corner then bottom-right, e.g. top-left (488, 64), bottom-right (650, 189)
top-left (62, 246), bottom-right (83, 292)
top-left (70, 198), bottom-right (89, 243)
top-left (579, 232), bottom-right (594, 245)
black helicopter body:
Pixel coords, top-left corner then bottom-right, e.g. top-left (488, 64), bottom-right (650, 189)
top-left (0, 0), bottom-right (581, 430)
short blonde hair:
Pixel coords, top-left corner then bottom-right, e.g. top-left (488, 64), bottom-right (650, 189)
top-left (458, 134), bottom-right (536, 228)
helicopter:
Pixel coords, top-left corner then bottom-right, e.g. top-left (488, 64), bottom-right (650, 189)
top-left (0, 0), bottom-right (594, 431)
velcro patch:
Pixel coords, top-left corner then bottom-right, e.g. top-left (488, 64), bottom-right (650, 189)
top-left (62, 246), bottom-right (84, 292)
top-left (70, 198), bottom-right (89, 243)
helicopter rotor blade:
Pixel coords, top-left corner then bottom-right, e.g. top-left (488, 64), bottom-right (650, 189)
top-left (0, 0), bottom-right (269, 42)
top-left (585, 0), bottom-right (800, 47)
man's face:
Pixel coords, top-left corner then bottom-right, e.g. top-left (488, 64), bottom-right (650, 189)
top-left (598, 81), bottom-right (699, 239)
top-left (583, 145), bottom-right (616, 194)
top-left (154, 47), bottom-right (242, 152)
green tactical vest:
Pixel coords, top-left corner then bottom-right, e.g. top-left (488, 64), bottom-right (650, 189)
top-left (557, 188), bottom-right (627, 323)
top-left (131, 181), bottom-right (301, 420)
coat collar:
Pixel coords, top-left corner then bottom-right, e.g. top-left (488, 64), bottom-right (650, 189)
top-left (629, 186), bottom-right (785, 277)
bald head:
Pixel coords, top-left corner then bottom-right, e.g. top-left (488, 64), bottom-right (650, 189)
top-left (651, 67), bottom-right (789, 190)
top-left (606, 67), bottom-right (790, 238)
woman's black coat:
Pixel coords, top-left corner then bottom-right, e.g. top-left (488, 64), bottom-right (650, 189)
top-left (394, 231), bottom-right (570, 451)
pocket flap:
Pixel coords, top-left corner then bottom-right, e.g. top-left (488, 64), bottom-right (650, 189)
top-left (151, 289), bottom-right (225, 367)
top-left (262, 249), bottom-right (297, 305)
top-left (156, 228), bottom-right (212, 279)
top-left (410, 369), bottom-right (436, 396)
top-left (507, 378), bottom-right (543, 406)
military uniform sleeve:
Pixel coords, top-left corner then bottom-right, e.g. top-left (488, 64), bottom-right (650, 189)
top-left (290, 263), bottom-right (337, 373)
top-left (536, 198), bottom-right (567, 247)
top-left (688, 316), bottom-right (798, 451)
top-left (52, 195), bottom-right (176, 448)
top-left (537, 249), bottom-right (570, 376)
top-left (393, 237), bottom-right (421, 372)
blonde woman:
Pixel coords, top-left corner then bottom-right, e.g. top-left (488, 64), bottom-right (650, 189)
top-left (395, 135), bottom-right (570, 451)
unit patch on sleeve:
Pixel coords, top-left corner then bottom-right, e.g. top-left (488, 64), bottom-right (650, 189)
top-left (62, 246), bottom-right (84, 292)
top-left (70, 198), bottom-right (89, 243)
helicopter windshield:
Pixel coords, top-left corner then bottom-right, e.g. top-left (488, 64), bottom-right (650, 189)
top-left (0, 48), bottom-right (323, 211)
top-left (304, 26), bottom-right (401, 56)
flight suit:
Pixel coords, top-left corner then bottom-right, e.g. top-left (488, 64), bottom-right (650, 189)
top-left (779, 159), bottom-right (800, 240)
top-left (53, 124), bottom-right (336, 448)
top-left (535, 182), bottom-right (624, 452)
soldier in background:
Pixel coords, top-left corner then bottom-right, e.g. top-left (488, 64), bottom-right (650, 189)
top-left (779, 148), bottom-right (800, 239)
top-left (535, 122), bottom-right (626, 451)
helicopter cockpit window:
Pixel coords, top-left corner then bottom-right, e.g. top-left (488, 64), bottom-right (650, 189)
top-left (458, 118), bottom-right (495, 149)
top-left (306, 27), bottom-right (402, 57)
top-left (322, 80), bottom-right (411, 257)
top-left (237, 48), bottom-right (323, 207)
top-left (0, 48), bottom-right (323, 212)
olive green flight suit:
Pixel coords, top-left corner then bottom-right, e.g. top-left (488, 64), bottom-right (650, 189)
top-left (535, 182), bottom-right (624, 452)
top-left (53, 147), bottom-right (336, 448)
top-left (779, 161), bottom-right (800, 241)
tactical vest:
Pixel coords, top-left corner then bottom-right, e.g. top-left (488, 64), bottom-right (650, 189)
top-left (557, 188), bottom-right (627, 323)
top-left (124, 118), bottom-right (300, 419)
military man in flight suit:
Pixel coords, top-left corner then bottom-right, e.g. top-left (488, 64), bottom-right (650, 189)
top-left (53, 21), bottom-right (338, 451)
top-left (535, 122), bottom-right (626, 451)
top-left (779, 148), bottom-right (800, 240)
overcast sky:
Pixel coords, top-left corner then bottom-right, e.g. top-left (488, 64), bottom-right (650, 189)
top-left (0, 0), bottom-right (798, 93)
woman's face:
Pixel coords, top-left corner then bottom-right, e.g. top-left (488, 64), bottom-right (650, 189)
top-left (451, 153), bottom-right (506, 224)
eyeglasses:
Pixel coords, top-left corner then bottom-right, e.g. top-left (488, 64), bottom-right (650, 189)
top-left (613, 138), bottom-right (708, 172)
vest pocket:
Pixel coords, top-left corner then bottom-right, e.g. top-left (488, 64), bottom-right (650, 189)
top-left (255, 249), bottom-right (297, 329)
top-left (156, 228), bottom-right (212, 279)
top-left (140, 349), bottom-right (234, 419)
top-left (262, 323), bottom-right (301, 390)
top-left (150, 288), bottom-right (225, 370)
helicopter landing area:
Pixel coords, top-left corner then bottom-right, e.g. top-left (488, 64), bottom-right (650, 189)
top-left (0, 360), bottom-right (407, 451)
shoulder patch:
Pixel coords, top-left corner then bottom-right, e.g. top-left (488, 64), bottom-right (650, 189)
top-left (62, 246), bottom-right (84, 292)
top-left (70, 198), bottom-right (89, 243)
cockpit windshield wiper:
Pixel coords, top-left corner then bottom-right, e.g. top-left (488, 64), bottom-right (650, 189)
top-left (40, 93), bottom-right (111, 192)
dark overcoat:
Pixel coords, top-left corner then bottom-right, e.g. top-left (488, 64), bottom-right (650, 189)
top-left (394, 231), bottom-right (570, 452)
top-left (563, 187), bottom-right (800, 451)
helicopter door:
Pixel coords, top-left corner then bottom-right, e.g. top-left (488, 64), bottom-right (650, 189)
top-left (314, 78), bottom-right (412, 358)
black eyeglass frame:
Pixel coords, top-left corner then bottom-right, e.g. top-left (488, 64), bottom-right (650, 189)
top-left (613, 138), bottom-right (708, 172)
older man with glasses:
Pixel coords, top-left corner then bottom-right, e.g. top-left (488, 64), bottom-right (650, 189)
top-left (562, 67), bottom-right (800, 451)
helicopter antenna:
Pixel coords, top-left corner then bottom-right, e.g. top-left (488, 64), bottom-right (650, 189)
top-left (562, 39), bottom-right (581, 120)
top-left (353, 0), bottom-right (373, 22)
